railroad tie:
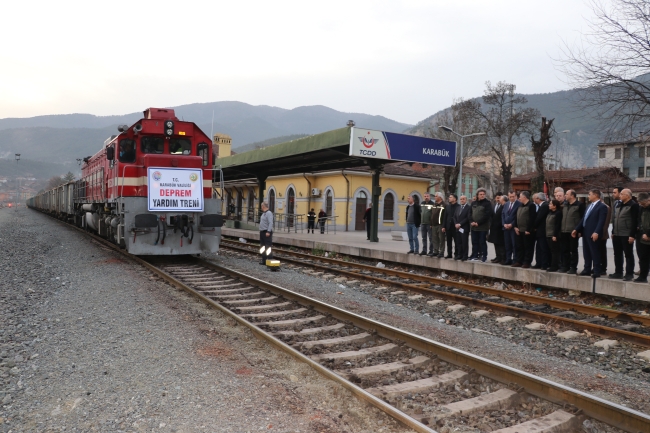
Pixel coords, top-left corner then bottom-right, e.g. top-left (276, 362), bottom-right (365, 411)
top-left (257, 315), bottom-right (326, 328)
top-left (490, 409), bottom-right (579, 433)
top-left (340, 355), bottom-right (432, 379)
top-left (235, 302), bottom-right (292, 312)
top-left (222, 295), bottom-right (277, 305)
top-left (239, 308), bottom-right (307, 319)
top-left (310, 343), bottom-right (399, 364)
top-left (365, 370), bottom-right (468, 398)
top-left (295, 332), bottom-right (373, 350)
top-left (210, 291), bottom-right (266, 299)
top-left (272, 323), bottom-right (346, 337)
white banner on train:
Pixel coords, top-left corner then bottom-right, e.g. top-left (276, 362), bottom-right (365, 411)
top-left (147, 167), bottom-right (204, 212)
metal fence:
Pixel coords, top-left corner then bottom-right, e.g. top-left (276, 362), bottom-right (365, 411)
top-left (225, 208), bottom-right (338, 234)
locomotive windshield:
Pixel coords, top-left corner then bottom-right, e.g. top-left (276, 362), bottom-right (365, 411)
top-left (119, 139), bottom-right (136, 163)
top-left (141, 136), bottom-right (164, 154)
top-left (170, 138), bottom-right (191, 155)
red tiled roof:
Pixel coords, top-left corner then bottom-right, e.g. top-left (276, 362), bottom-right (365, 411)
top-left (511, 167), bottom-right (619, 182)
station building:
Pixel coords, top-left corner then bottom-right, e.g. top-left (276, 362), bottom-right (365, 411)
top-left (213, 129), bottom-right (494, 233)
top-left (212, 132), bottom-right (438, 232)
top-left (218, 162), bottom-right (431, 232)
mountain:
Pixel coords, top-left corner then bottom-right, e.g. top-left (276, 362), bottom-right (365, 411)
top-left (407, 88), bottom-right (603, 167)
top-left (0, 102), bottom-right (411, 176)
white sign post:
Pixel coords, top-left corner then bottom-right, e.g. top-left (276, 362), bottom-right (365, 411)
top-left (148, 167), bottom-right (204, 212)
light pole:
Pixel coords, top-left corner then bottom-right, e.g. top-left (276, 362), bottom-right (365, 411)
top-left (552, 130), bottom-right (570, 170)
top-left (14, 153), bottom-right (20, 209)
top-left (438, 126), bottom-right (486, 195)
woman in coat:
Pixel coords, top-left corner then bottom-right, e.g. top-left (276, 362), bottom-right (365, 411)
top-left (546, 199), bottom-right (563, 272)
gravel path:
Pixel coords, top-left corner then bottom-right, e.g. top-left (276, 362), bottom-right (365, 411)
top-left (0, 208), bottom-right (412, 433)
top-left (206, 246), bottom-right (650, 417)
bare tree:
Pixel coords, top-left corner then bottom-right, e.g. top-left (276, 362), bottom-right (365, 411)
top-left (424, 99), bottom-right (486, 194)
top-left (558, 0), bottom-right (650, 139)
top-left (461, 82), bottom-right (540, 191)
top-left (530, 117), bottom-right (555, 192)
top-left (47, 176), bottom-right (65, 190)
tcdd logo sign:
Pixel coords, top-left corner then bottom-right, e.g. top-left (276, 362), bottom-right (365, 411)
top-left (349, 127), bottom-right (456, 166)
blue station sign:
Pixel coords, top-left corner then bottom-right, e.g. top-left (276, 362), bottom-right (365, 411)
top-left (349, 127), bottom-right (457, 167)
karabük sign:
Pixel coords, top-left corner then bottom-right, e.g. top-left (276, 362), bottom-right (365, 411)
top-left (349, 127), bottom-right (457, 167)
top-left (148, 167), bottom-right (204, 212)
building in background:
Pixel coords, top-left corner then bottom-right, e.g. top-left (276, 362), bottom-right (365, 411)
top-left (597, 134), bottom-right (650, 181)
top-left (511, 167), bottom-right (632, 203)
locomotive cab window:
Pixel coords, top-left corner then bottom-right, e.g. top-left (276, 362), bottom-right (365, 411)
top-left (169, 138), bottom-right (191, 155)
top-left (197, 142), bottom-right (210, 166)
top-left (141, 136), bottom-right (164, 154)
top-left (118, 139), bottom-right (136, 163)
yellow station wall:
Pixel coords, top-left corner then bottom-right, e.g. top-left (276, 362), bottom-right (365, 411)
top-left (253, 173), bottom-right (430, 230)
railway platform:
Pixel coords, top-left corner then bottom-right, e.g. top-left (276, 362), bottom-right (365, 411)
top-left (222, 227), bottom-right (650, 303)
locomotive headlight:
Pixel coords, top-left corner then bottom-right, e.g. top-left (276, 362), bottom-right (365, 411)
top-left (164, 121), bottom-right (174, 136)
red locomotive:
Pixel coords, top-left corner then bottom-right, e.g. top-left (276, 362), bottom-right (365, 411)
top-left (28, 108), bottom-right (223, 255)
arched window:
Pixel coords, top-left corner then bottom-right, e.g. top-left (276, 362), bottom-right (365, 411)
top-left (287, 187), bottom-right (295, 227)
top-left (326, 190), bottom-right (333, 217)
top-left (269, 189), bottom-right (276, 213)
top-left (383, 192), bottom-right (395, 221)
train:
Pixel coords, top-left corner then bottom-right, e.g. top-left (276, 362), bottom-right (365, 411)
top-left (27, 107), bottom-right (224, 255)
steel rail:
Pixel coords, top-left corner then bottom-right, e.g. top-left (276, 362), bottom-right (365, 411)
top-left (141, 258), bottom-right (436, 433)
top-left (31, 211), bottom-right (435, 432)
top-left (29, 211), bottom-right (650, 432)
top-left (221, 239), bottom-right (650, 326)
top-left (221, 240), bottom-right (650, 347)
top-left (196, 259), bottom-right (650, 433)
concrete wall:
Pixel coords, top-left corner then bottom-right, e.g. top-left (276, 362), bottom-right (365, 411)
top-left (224, 228), bottom-right (650, 303)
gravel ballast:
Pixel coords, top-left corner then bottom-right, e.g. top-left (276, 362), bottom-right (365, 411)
top-left (208, 246), bottom-right (650, 417)
top-left (0, 208), bottom-right (412, 432)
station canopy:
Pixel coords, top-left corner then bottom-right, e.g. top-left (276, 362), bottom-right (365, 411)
top-left (218, 128), bottom-right (369, 181)
top-left (216, 127), bottom-right (456, 181)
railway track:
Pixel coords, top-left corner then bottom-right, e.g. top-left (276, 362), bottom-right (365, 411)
top-left (220, 239), bottom-right (650, 348)
top-left (29, 211), bottom-right (650, 432)
top-left (142, 256), bottom-right (649, 433)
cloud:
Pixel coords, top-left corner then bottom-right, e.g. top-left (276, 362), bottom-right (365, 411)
top-left (0, 0), bottom-right (593, 123)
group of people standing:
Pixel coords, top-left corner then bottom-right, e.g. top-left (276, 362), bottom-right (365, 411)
top-left (404, 186), bottom-right (650, 282)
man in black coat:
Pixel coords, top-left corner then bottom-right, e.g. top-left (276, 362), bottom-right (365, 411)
top-left (532, 192), bottom-right (550, 269)
top-left (453, 195), bottom-right (471, 260)
top-left (488, 193), bottom-right (506, 263)
top-left (444, 193), bottom-right (459, 259)
top-left (513, 191), bottom-right (537, 268)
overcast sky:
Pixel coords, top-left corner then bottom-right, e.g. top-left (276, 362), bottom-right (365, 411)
top-left (1, 0), bottom-right (598, 124)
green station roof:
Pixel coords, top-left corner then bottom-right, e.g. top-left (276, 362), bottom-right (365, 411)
top-left (216, 127), bottom-right (397, 181)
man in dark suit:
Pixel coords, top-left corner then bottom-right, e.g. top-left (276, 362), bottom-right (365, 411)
top-left (453, 195), bottom-right (471, 261)
top-left (488, 193), bottom-right (506, 263)
top-left (532, 192), bottom-right (550, 269)
top-left (444, 193), bottom-right (459, 259)
top-left (502, 190), bottom-right (521, 265)
top-left (572, 189), bottom-right (608, 278)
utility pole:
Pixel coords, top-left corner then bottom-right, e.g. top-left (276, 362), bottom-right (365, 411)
top-left (14, 153), bottom-right (20, 210)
